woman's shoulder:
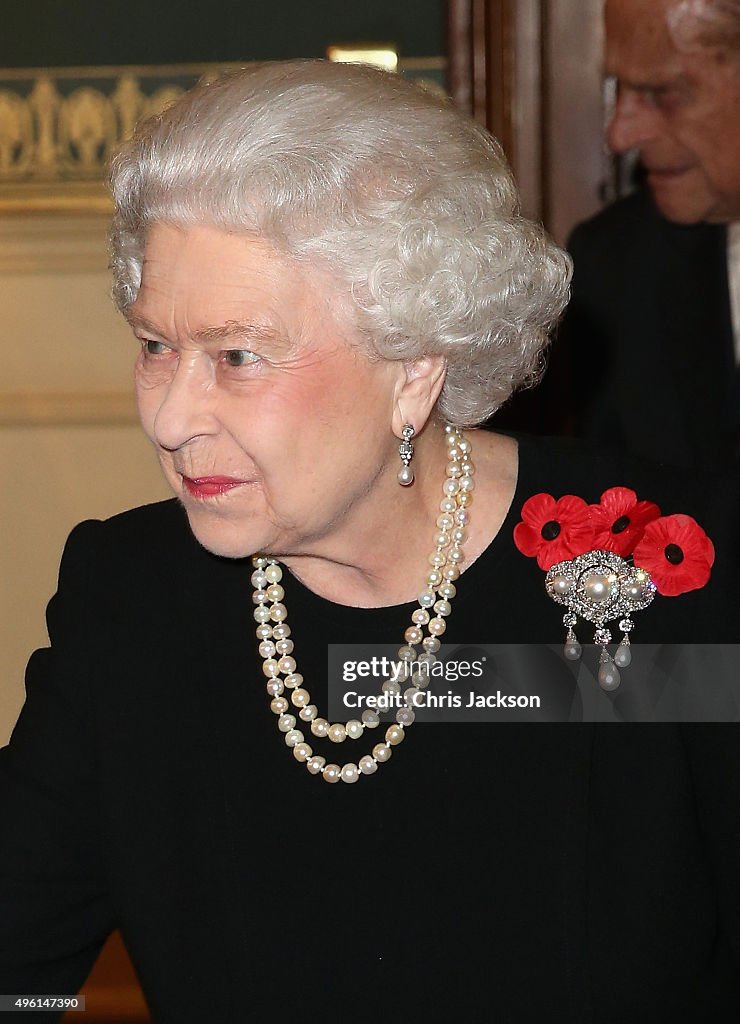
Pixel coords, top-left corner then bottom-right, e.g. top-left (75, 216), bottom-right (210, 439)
top-left (59, 498), bottom-right (223, 593)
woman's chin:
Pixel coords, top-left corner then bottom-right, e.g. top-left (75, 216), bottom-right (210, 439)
top-left (182, 506), bottom-right (268, 560)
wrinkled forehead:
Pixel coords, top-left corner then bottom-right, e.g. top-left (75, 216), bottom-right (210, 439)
top-left (605, 0), bottom-right (685, 77)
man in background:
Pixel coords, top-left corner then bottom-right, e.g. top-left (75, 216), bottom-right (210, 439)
top-left (559, 0), bottom-right (740, 469)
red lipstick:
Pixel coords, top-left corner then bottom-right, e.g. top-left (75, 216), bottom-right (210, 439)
top-left (182, 475), bottom-right (246, 497)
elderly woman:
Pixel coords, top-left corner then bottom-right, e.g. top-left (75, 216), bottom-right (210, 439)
top-left (1, 61), bottom-right (738, 1024)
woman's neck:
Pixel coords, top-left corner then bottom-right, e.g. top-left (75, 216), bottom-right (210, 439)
top-left (279, 429), bottom-right (519, 608)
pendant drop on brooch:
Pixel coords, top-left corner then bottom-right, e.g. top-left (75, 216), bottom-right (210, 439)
top-left (545, 550), bottom-right (656, 691)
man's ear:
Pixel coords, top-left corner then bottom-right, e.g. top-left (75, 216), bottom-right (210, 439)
top-left (391, 355), bottom-right (447, 437)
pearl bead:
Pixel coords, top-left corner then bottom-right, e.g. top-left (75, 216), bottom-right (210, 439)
top-left (291, 688), bottom-right (310, 708)
top-left (439, 497), bottom-right (457, 513)
top-left (437, 513), bottom-right (454, 530)
top-left (455, 509), bottom-right (469, 525)
top-left (382, 679), bottom-right (401, 695)
top-left (404, 687), bottom-right (421, 706)
top-left (322, 764), bottom-right (341, 784)
top-left (428, 617), bottom-right (447, 636)
top-left (252, 589), bottom-right (268, 605)
top-left (418, 589), bottom-right (436, 608)
top-left (433, 599), bottom-right (451, 617)
top-left (341, 763), bottom-right (360, 784)
top-left (361, 709), bottom-right (380, 728)
top-left (412, 609), bottom-right (430, 626)
top-left (270, 697), bottom-right (288, 714)
top-left (451, 527), bottom-right (466, 544)
top-left (385, 725), bottom-right (405, 745)
top-left (422, 636), bottom-right (441, 653)
top-left (429, 551), bottom-right (446, 567)
top-left (284, 729), bottom-right (303, 747)
top-left (446, 463), bottom-right (462, 478)
top-left (397, 645), bottom-right (416, 662)
top-left (251, 556), bottom-right (269, 568)
top-left (598, 662), bottom-right (621, 691)
top-left (614, 643), bottom-right (632, 668)
top-left (254, 606), bottom-right (271, 623)
top-left (299, 704), bottom-right (318, 721)
top-left (265, 679), bottom-right (284, 697)
top-left (307, 755), bottom-right (326, 775)
top-left (272, 624), bottom-right (290, 640)
top-left (278, 714), bottom-right (296, 732)
top-left (548, 574), bottom-right (573, 596)
top-left (397, 707), bottom-right (415, 726)
top-left (262, 658), bottom-right (279, 678)
top-left (278, 655), bottom-right (297, 674)
top-left (269, 602), bottom-right (287, 622)
top-left (426, 570), bottom-right (443, 587)
top-left (259, 640), bottom-right (276, 658)
top-left (256, 624), bottom-right (273, 640)
top-left (266, 584), bottom-right (284, 602)
top-left (359, 755), bottom-right (378, 775)
top-left (328, 723), bottom-right (347, 743)
top-left (405, 626), bottom-right (424, 645)
top-left (448, 546), bottom-right (464, 563)
top-left (398, 465), bottom-right (414, 486)
top-left (311, 718), bottom-right (329, 737)
top-left (443, 479), bottom-right (460, 496)
top-left (443, 565), bottom-right (460, 581)
top-left (346, 720), bottom-right (364, 740)
top-left (275, 639), bottom-right (294, 655)
top-left (458, 438), bottom-right (471, 454)
top-left (434, 531), bottom-right (450, 547)
top-left (264, 564), bottom-right (282, 583)
top-left (284, 673), bottom-right (303, 689)
top-left (583, 574), bottom-right (612, 604)
top-left (459, 476), bottom-right (474, 492)
top-left (439, 582), bottom-right (456, 599)
top-left (372, 743), bottom-right (392, 763)
top-left (293, 742), bottom-right (312, 762)
top-left (457, 492), bottom-right (472, 507)
top-left (564, 641), bottom-right (582, 661)
top-left (251, 570), bottom-right (268, 589)
top-left (417, 652), bottom-right (436, 666)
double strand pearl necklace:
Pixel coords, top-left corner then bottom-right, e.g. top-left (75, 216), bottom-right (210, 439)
top-left (251, 425), bottom-right (474, 784)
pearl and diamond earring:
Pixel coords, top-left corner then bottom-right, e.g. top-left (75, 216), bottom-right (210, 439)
top-left (397, 424), bottom-right (415, 486)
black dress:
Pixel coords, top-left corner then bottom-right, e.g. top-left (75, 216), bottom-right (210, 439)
top-left (1, 434), bottom-right (739, 1023)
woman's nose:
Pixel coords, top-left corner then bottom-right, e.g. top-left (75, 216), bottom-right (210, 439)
top-left (152, 355), bottom-right (219, 452)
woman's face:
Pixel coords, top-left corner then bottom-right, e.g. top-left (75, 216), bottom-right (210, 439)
top-left (128, 223), bottom-right (403, 559)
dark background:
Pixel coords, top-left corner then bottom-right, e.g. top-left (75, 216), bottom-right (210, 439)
top-left (1, 0), bottom-right (444, 67)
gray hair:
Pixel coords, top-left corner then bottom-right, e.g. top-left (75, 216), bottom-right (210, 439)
top-left (109, 60), bottom-right (571, 426)
top-left (668, 0), bottom-right (740, 52)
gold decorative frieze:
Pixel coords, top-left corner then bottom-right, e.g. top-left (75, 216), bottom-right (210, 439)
top-left (0, 59), bottom-right (446, 213)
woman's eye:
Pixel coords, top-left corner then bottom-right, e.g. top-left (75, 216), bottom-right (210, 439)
top-left (223, 349), bottom-right (260, 367)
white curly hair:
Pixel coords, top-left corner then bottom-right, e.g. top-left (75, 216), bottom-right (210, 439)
top-left (109, 60), bottom-right (572, 426)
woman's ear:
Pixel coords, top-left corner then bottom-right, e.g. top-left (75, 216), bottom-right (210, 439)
top-left (391, 355), bottom-right (447, 436)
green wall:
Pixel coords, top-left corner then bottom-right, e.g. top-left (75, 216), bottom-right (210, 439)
top-left (2, 0), bottom-right (444, 67)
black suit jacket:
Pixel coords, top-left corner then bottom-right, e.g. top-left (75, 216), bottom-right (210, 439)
top-left (557, 190), bottom-right (736, 469)
top-left (1, 437), bottom-right (739, 1023)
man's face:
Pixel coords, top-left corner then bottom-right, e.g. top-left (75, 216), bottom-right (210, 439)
top-left (605, 0), bottom-right (740, 223)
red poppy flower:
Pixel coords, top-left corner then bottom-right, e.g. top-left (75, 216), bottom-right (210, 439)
top-left (513, 493), bottom-right (596, 570)
top-left (589, 486), bottom-right (661, 557)
top-left (633, 514), bottom-right (715, 596)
